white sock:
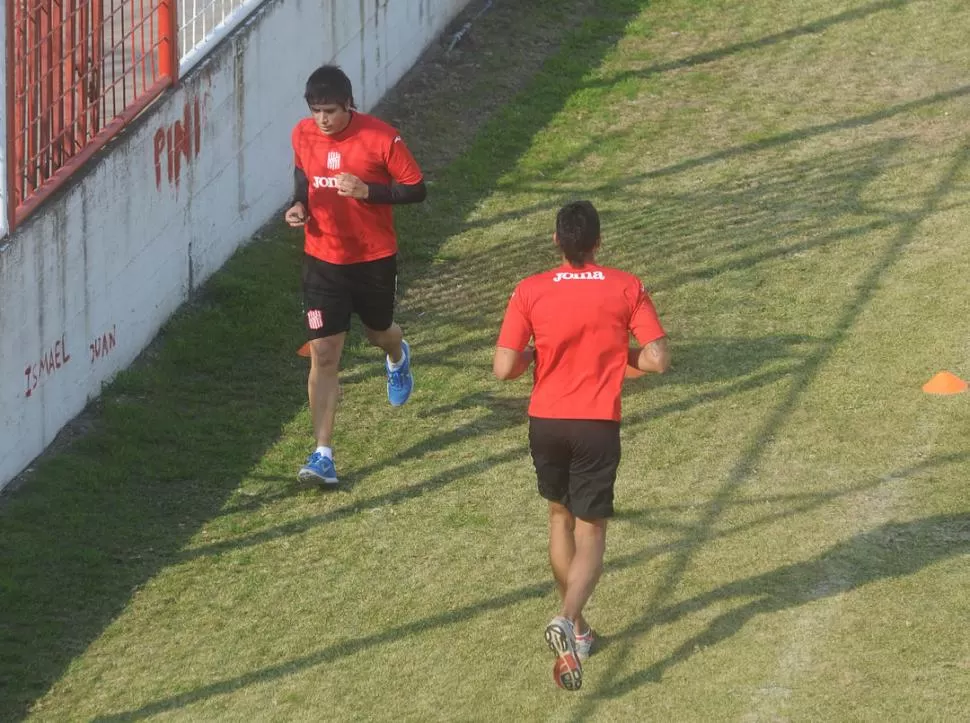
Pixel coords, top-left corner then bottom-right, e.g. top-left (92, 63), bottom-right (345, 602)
top-left (315, 446), bottom-right (333, 460)
top-left (387, 341), bottom-right (407, 371)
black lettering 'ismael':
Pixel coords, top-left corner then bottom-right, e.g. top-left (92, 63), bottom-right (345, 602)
top-left (284, 64), bottom-right (427, 486)
top-left (493, 200), bottom-right (671, 691)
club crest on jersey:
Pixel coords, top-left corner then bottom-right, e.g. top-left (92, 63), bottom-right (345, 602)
top-left (553, 270), bottom-right (606, 282)
top-left (307, 309), bottom-right (324, 330)
top-left (327, 151), bottom-right (341, 170)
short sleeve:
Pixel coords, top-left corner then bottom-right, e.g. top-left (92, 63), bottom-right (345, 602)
top-left (497, 285), bottom-right (533, 351)
top-left (384, 133), bottom-right (424, 185)
top-left (629, 279), bottom-right (665, 345)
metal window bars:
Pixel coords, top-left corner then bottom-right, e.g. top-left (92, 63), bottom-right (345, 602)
top-left (178, 0), bottom-right (260, 73)
top-left (4, 0), bottom-right (260, 230)
top-left (5, 0), bottom-right (177, 227)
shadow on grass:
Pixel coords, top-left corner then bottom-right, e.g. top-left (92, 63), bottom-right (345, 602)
top-left (0, 238), bottom-right (309, 721)
top-left (389, 131), bottom-right (925, 378)
top-left (569, 140), bottom-right (970, 718)
top-left (595, 511), bottom-right (970, 698)
top-left (588, 0), bottom-right (912, 91)
top-left (3, 2), bottom-right (963, 718)
top-left (613, 451), bottom-right (970, 546)
top-left (0, 2), bottom-right (649, 719)
top-left (93, 479), bottom-right (967, 720)
top-left (177, 443), bottom-right (531, 563)
top-left (88, 577), bottom-right (553, 722)
top-left (174, 329), bottom-right (810, 561)
top-left (159, 126), bottom-right (966, 560)
top-left (459, 83), bottom-right (970, 238)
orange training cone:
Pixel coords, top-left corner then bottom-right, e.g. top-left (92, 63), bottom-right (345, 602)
top-left (922, 371), bottom-right (967, 395)
top-left (297, 342), bottom-right (311, 358)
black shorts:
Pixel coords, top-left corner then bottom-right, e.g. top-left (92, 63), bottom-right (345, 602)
top-left (528, 417), bottom-right (621, 520)
top-left (302, 253), bottom-right (397, 339)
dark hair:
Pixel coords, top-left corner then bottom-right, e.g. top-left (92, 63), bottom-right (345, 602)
top-left (556, 200), bottom-right (600, 266)
top-left (304, 65), bottom-right (355, 108)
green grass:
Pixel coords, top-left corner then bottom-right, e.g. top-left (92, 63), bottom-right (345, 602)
top-left (3, 0), bottom-right (970, 720)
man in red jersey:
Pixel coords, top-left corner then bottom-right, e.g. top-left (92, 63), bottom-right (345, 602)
top-left (493, 200), bottom-right (670, 691)
top-left (285, 65), bottom-right (426, 485)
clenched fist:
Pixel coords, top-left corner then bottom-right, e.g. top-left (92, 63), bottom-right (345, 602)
top-left (285, 202), bottom-right (307, 227)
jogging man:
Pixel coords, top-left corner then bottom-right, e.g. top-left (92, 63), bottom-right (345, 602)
top-left (286, 65), bottom-right (426, 485)
top-left (493, 201), bottom-right (670, 690)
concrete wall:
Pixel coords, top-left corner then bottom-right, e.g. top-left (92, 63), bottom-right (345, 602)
top-left (0, 0), bottom-right (470, 489)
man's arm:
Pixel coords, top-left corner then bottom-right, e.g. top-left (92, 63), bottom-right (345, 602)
top-left (334, 175), bottom-right (427, 204)
top-left (364, 130), bottom-right (426, 204)
top-left (493, 346), bottom-right (534, 381)
top-left (363, 180), bottom-right (427, 204)
top-left (626, 277), bottom-right (668, 377)
top-left (495, 282), bottom-right (532, 380)
top-left (627, 337), bottom-right (670, 375)
top-left (285, 167), bottom-right (309, 227)
top-left (293, 167), bottom-right (309, 206)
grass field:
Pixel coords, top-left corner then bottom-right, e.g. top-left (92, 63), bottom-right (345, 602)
top-left (3, 0), bottom-right (970, 720)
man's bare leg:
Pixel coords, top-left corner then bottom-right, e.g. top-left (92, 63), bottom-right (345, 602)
top-left (298, 333), bottom-right (345, 484)
top-left (365, 322), bottom-right (413, 407)
top-left (548, 502), bottom-right (589, 633)
top-left (545, 502), bottom-right (604, 691)
top-left (364, 322), bottom-right (403, 363)
top-left (308, 333), bottom-right (345, 446)
top-left (561, 517), bottom-right (607, 627)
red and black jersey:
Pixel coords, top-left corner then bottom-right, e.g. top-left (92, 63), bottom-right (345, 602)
top-left (291, 113), bottom-right (423, 264)
top-left (497, 263), bottom-right (666, 422)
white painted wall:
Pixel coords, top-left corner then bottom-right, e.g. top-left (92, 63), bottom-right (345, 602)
top-left (0, 0), bottom-right (470, 489)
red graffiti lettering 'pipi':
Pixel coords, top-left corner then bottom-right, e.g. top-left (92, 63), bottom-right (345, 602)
top-left (153, 97), bottom-right (204, 189)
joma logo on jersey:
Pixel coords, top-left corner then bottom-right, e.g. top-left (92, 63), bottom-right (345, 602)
top-left (312, 176), bottom-right (340, 189)
top-left (327, 151), bottom-right (341, 170)
top-left (553, 271), bottom-right (606, 282)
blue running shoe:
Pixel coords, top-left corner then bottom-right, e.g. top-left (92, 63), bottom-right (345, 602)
top-left (298, 451), bottom-right (338, 485)
top-left (386, 340), bottom-right (413, 407)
